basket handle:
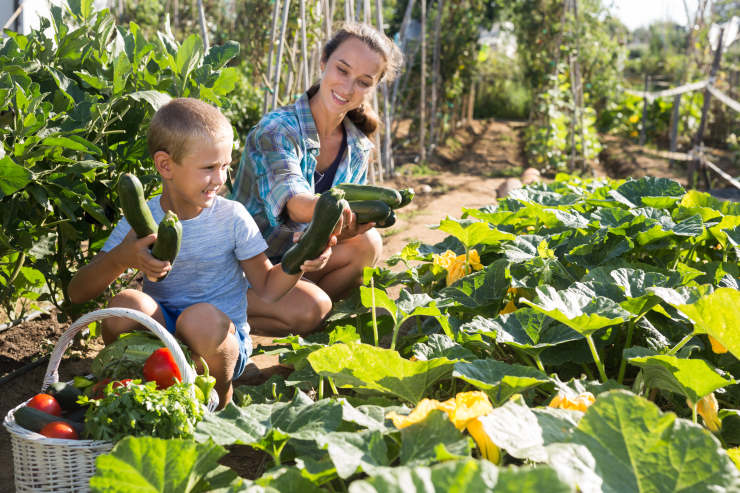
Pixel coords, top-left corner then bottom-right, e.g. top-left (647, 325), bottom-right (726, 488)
top-left (40, 307), bottom-right (218, 410)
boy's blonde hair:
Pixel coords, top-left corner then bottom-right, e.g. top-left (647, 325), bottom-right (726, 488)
top-left (147, 98), bottom-right (232, 164)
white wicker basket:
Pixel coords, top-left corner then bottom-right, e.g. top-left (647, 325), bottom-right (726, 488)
top-left (3, 307), bottom-right (218, 492)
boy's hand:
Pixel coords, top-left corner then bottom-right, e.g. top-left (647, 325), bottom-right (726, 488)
top-left (118, 230), bottom-right (171, 279)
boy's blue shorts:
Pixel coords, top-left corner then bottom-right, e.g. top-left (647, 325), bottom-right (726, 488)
top-left (157, 302), bottom-right (250, 379)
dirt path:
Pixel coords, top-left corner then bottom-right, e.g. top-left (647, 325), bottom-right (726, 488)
top-left (380, 120), bottom-right (527, 262)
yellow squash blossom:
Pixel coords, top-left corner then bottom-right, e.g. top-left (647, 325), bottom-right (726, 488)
top-left (688, 393), bottom-right (721, 432)
top-left (386, 391), bottom-right (501, 464)
top-left (708, 335), bottom-right (728, 354)
top-left (728, 448), bottom-right (740, 471)
top-left (500, 299), bottom-right (517, 314)
top-left (386, 398), bottom-right (443, 429)
top-left (432, 249), bottom-right (483, 285)
top-left (466, 417), bottom-right (501, 464)
top-left (549, 391), bottom-right (595, 412)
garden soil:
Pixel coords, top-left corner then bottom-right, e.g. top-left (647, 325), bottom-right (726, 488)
top-left (1, 119), bottom-right (737, 489)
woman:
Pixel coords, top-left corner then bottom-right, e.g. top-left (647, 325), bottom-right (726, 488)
top-left (230, 23), bottom-right (403, 336)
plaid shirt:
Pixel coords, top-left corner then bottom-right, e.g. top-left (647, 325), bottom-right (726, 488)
top-left (229, 92), bottom-right (374, 259)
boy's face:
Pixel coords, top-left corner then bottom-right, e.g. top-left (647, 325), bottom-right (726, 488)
top-left (158, 130), bottom-right (233, 217)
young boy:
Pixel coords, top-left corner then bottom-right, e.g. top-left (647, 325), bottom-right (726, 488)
top-left (68, 98), bottom-right (333, 407)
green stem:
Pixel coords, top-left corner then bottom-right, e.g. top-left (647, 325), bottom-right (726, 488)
top-left (668, 332), bottom-right (695, 355)
top-left (370, 279), bottom-right (378, 346)
top-left (617, 319), bottom-right (637, 385)
top-left (390, 322), bottom-right (400, 351)
top-left (585, 334), bottom-right (608, 383)
top-left (532, 353), bottom-right (546, 373)
top-left (328, 377), bottom-right (339, 396)
top-left (318, 377), bottom-right (324, 400)
top-left (692, 402), bottom-right (698, 425)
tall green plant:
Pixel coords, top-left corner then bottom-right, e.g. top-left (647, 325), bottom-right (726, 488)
top-left (0, 0), bottom-right (239, 321)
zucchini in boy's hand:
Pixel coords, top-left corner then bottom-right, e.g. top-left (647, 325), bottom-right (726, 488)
top-left (149, 210), bottom-right (182, 281)
top-left (281, 188), bottom-right (348, 274)
top-left (335, 183), bottom-right (402, 208)
top-left (118, 173), bottom-right (158, 238)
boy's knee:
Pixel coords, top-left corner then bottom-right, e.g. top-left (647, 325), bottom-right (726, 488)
top-left (293, 290), bottom-right (332, 333)
top-left (360, 229), bottom-right (383, 265)
top-left (102, 289), bottom-right (156, 343)
top-left (176, 303), bottom-right (232, 352)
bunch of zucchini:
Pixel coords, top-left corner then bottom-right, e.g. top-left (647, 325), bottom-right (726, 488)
top-left (335, 183), bottom-right (414, 228)
top-left (118, 173), bottom-right (182, 281)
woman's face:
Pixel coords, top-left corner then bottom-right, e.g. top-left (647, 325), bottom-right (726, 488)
top-left (319, 37), bottom-right (386, 113)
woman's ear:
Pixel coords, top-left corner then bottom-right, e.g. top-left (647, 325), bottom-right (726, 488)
top-left (153, 150), bottom-right (174, 179)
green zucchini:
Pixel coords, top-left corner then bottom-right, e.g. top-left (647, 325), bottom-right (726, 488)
top-left (118, 173), bottom-right (157, 237)
top-left (150, 210), bottom-right (182, 281)
top-left (14, 405), bottom-right (85, 435)
top-left (398, 188), bottom-right (415, 207)
top-left (349, 200), bottom-right (391, 224)
top-left (281, 189), bottom-right (348, 275)
top-left (335, 183), bottom-right (402, 208)
top-left (376, 210), bottom-right (396, 228)
top-left (47, 382), bottom-right (83, 412)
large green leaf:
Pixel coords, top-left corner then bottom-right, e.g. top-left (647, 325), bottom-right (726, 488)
top-left (0, 156), bottom-right (33, 198)
top-left (674, 288), bottom-right (740, 359)
top-left (317, 430), bottom-right (390, 478)
top-left (546, 391), bottom-right (740, 493)
top-left (452, 360), bottom-right (551, 404)
top-left (521, 285), bottom-right (631, 336)
top-left (477, 398), bottom-right (581, 462)
top-left (627, 354), bottom-right (734, 403)
top-left (307, 343), bottom-right (457, 404)
top-left (194, 392), bottom-right (344, 445)
top-left (412, 334), bottom-right (477, 361)
top-left (436, 217), bottom-right (514, 249)
top-left (399, 410), bottom-right (471, 465)
top-left (348, 460), bottom-right (570, 493)
top-left (608, 177), bottom-right (685, 208)
top-left (492, 308), bottom-right (582, 355)
top-left (360, 286), bottom-right (398, 325)
top-left (90, 436), bottom-right (244, 492)
top-left (435, 258), bottom-right (509, 312)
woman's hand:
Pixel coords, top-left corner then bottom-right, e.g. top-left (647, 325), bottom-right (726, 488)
top-left (335, 202), bottom-right (375, 241)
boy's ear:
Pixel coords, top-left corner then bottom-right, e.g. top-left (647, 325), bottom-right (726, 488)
top-left (153, 150), bottom-right (174, 178)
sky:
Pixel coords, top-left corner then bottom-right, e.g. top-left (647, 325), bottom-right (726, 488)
top-left (610, 0), bottom-right (699, 31)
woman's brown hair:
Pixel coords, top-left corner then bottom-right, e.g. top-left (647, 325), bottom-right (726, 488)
top-left (309, 22), bottom-right (403, 137)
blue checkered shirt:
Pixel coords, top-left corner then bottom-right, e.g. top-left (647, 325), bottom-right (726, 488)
top-left (230, 92), bottom-right (374, 259)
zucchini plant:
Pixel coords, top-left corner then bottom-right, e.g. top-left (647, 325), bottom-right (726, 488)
top-left (0, 0), bottom-right (240, 321)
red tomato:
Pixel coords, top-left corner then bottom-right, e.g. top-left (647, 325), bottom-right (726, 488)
top-left (27, 393), bottom-right (62, 416)
top-left (142, 348), bottom-right (182, 389)
top-left (39, 421), bottom-right (79, 440)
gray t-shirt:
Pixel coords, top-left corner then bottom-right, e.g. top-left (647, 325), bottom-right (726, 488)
top-left (102, 195), bottom-right (267, 337)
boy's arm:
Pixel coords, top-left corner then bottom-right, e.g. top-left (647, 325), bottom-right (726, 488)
top-left (241, 241), bottom-right (334, 302)
top-left (67, 231), bottom-right (170, 304)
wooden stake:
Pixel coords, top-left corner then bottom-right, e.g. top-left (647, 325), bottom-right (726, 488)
top-left (300, 0), bottom-right (310, 91)
top-left (690, 27), bottom-right (725, 189)
top-left (376, 0), bottom-right (394, 176)
top-left (263, 0), bottom-right (282, 114)
top-left (390, 0), bottom-right (416, 122)
top-left (196, 0), bottom-right (209, 52)
top-left (271, 0), bottom-right (293, 110)
top-left (639, 74), bottom-right (649, 146)
top-left (430, 0), bottom-right (444, 146)
top-left (419, 0), bottom-right (427, 162)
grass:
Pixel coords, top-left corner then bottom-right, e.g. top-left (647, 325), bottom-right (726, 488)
top-left (395, 162), bottom-right (440, 177)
